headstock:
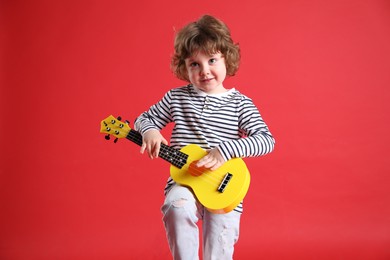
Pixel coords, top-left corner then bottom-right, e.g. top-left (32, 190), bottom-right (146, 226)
top-left (100, 115), bottom-right (131, 142)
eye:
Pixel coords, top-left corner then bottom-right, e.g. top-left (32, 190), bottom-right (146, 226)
top-left (189, 62), bottom-right (199, 67)
top-left (209, 58), bottom-right (217, 64)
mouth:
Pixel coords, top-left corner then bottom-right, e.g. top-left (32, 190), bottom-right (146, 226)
top-left (201, 78), bottom-right (214, 82)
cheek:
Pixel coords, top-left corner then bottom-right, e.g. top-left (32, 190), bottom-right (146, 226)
top-left (187, 69), bottom-right (198, 80)
top-left (218, 66), bottom-right (227, 78)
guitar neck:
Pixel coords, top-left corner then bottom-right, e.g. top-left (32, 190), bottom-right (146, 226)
top-left (126, 129), bottom-right (188, 169)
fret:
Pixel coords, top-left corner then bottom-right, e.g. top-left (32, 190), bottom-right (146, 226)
top-left (126, 129), bottom-right (188, 169)
top-left (160, 145), bottom-right (188, 169)
top-left (127, 129), bottom-right (143, 146)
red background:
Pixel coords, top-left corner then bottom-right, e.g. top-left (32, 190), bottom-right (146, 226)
top-left (1, 0), bottom-right (390, 259)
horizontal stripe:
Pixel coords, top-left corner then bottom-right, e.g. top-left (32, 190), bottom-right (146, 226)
top-left (135, 84), bottom-right (275, 213)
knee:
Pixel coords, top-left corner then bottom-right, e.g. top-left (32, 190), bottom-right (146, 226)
top-left (163, 185), bottom-right (196, 208)
top-left (171, 198), bottom-right (189, 208)
top-left (162, 186), bottom-right (199, 222)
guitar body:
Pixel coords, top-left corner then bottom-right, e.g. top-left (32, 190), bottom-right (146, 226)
top-left (170, 144), bottom-right (251, 214)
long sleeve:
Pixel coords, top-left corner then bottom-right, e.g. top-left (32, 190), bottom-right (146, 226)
top-left (217, 96), bottom-right (275, 161)
top-left (134, 85), bottom-right (275, 161)
top-left (134, 91), bottom-right (173, 134)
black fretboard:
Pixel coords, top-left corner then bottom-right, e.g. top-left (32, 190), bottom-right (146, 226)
top-left (126, 129), bottom-right (188, 169)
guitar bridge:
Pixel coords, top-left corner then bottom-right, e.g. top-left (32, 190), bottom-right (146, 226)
top-left (217, 173), bottom-right (233, 193)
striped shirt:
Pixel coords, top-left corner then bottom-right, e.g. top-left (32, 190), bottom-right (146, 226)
top-left (134, 84), bottom-right (275, 213)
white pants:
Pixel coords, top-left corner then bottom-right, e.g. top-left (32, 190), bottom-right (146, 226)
top-left (161, 184), bottom-right (241, 260)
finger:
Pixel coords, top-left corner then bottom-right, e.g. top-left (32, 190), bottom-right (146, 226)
top-left (161, 137), bottom-right (168, 145)
top-left (204, 159), bottom-right (217, 169)
top-left (196, 156), bottom-right (209, 167)
top-left (145, 143), bottom-right (153, 159)
top-left (149, 143), bottom-right (156, 159)
top-left (153, 142), bottom-right (160, 158)
top-left (140, 143), bottom-right (146, 154)
top-left (198, 157), bottom-right (215, 169)
top-left (210, 161), bottom-right (222, 171)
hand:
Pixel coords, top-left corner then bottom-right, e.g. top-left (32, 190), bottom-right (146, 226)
top-left (196, 148), bottom-right (225, 171)
top-left (140, 129), bottom-right (168, 159)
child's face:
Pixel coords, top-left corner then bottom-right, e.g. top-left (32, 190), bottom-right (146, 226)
top-left (185, 51), bottom-right (227, 94)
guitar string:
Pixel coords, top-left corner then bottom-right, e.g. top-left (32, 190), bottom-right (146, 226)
top-left (150, 140), bottom-right (227, 185)
top-left (126, 130), bottom-right (230, 187)
top-left (152, 143), bottom-right (227, 187)
top-left (106, 125), bottom-right (231, 187)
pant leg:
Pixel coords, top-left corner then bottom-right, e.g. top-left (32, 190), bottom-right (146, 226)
top-left (202, 210), bottom-right (241, 260)
top-left (161, 185), bottom-right (202, 260)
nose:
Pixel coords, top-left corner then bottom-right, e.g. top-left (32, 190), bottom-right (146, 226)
top-left (200, 64), bottom-right (210, 76)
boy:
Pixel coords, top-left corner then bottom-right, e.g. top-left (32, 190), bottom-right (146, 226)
top-left (134, 15), bottom-right (275, 260)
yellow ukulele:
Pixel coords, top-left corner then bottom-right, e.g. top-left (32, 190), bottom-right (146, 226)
top-left (100, 115), bottom-right (251, 214)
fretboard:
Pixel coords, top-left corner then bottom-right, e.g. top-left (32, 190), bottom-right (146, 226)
top-left (126, 129), bottom-right (188, 169)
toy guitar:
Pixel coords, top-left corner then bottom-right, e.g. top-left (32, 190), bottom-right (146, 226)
top-left (100, 115), bottom-right (250, 213)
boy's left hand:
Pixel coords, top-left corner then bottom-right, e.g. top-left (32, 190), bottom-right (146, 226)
top-left (196, 148), bottom-right (225, 171)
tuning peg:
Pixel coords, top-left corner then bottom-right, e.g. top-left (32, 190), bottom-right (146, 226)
top-left (105, 134), bottom-right (110, 140)
top-left (125, 120), bottom-right (129, 124)
top-left (114, 138), bottom-right (119, 143)
top-left (117, 116), bottom-right (122, 121)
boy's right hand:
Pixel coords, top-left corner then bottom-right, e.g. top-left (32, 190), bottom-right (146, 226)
top-left (140, 129), bottom-right (168, 159)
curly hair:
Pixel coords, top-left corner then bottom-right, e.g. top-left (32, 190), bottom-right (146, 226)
top-left (171, 15), bottom-right (241, 82)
